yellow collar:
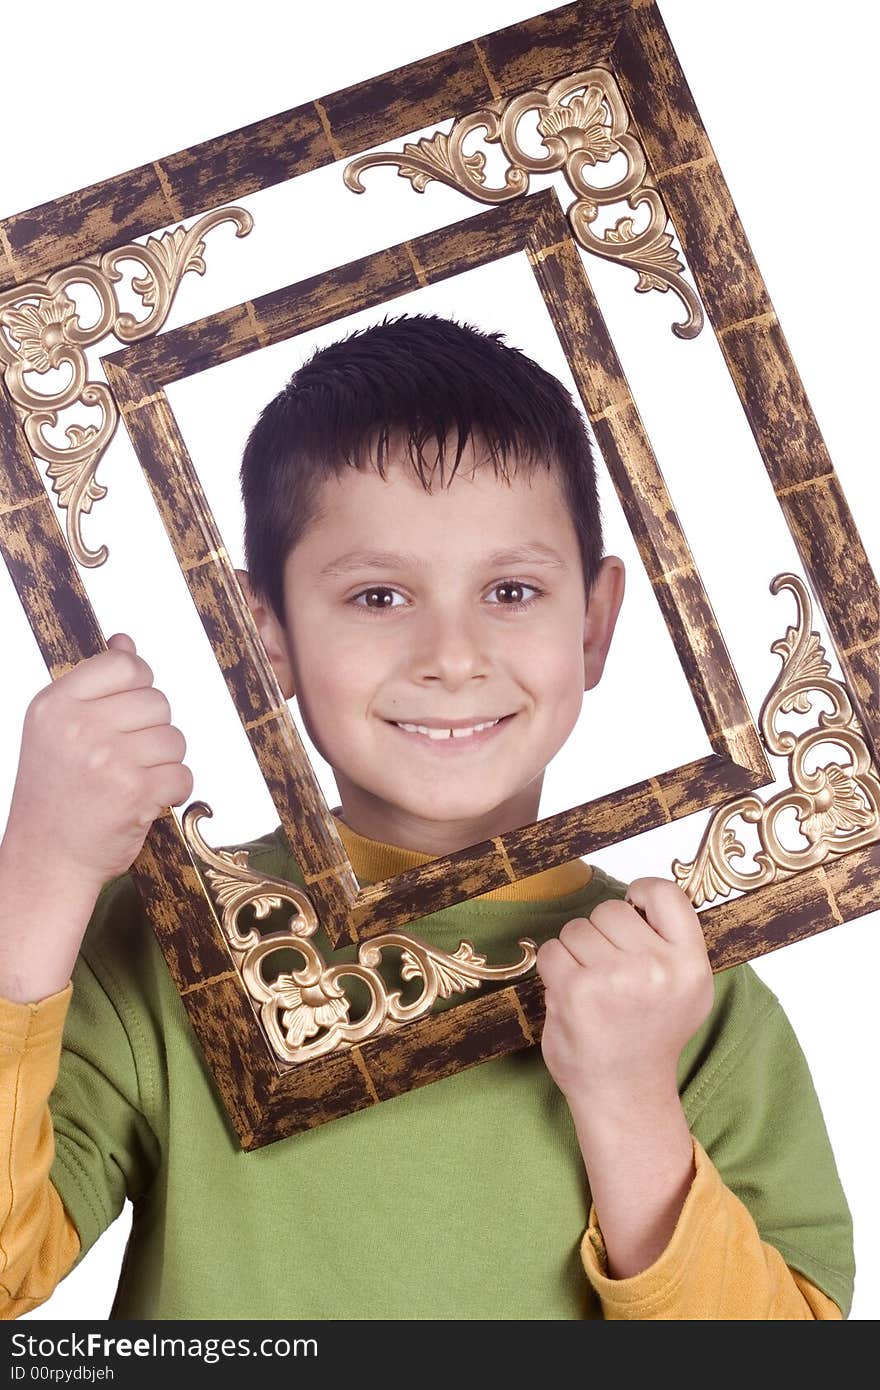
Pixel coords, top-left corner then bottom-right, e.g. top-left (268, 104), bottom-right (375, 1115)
top-left (330, 811), bottom-right (592, 903)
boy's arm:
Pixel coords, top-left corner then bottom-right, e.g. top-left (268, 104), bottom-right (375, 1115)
top-left (0, 828), bottom-right (104, 1319)
top-left (0, 875), bottom-right (164, 1321)
top-left (0, 633), bottom-right (191, 1318)
top-left (578, 1133), bottom-right (843, 1319)
top-left (537, 878), bottom-right (854, 1320)
top-left (0, 986), bottom-right (81, 1318)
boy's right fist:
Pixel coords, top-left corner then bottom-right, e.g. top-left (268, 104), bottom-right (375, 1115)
top-left (4, 632), bottom-right (194, 893)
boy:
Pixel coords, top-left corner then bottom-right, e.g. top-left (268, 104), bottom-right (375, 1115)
top-left (0, 315), bottom-right (853, 1319)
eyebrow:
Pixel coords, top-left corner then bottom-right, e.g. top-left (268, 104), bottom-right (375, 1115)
top-left (318, 543), bottom-right (568, 578)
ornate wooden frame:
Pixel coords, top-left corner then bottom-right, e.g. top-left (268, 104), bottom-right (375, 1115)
top-left (1, 0), bottom-right (878, 1148)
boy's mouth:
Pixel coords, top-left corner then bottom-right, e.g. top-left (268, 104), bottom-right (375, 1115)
top-left (385, 713), bottom-right (516, 748)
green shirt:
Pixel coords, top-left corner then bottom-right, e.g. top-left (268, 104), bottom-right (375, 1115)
top-left (48, 827), bottom-right (854, 1318)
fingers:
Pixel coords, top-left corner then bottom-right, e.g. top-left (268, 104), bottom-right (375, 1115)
top-left (538, 886), bottom-right (703, 989)
top-left (89, 686), bottom-right (173, 735)
top-left (557, 900), bottom-right (664, 959)
top-left (144, 761), bottom-right (195, 812)
top-left (536, 918), bottom-right (617, 992)
top-left (624, 877), bottom-right (703, 947)
top-left (558, 914), bottom-right (621, 966)
top-left (67, 638), bottom-right (155, 701)
top-left (536, 936), bottom-right (584, 993)
top-left (122, 724), bottom-right (187, 769)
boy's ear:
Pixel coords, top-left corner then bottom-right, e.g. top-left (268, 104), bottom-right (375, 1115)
top-left (583, 555), bottom-right (625, 692)
top-left (235, 568), bottom-right (296, 699)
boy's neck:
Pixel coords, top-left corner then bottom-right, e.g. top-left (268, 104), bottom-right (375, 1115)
top-left (330, 805), bottom-right (593, 902)
top-left (332, 777), bottom-right (544, 858)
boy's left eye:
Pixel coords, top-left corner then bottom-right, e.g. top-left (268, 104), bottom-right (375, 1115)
top-left (486, 581), bottom-right (543, 608)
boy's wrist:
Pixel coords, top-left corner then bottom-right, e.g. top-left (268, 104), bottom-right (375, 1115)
top-left (565, 1069), bottom-right (690, 1182)
top-left (566, 1079), bottom-right (695, 1280)
top-left (0, 832), bottom-right (105, 1005)
top-left (564, 1066), bottom-right (682, 1136)
top-left (0, 823), bottom-right (106, 901)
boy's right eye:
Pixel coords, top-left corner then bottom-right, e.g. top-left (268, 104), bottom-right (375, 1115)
top-left (350, 586), bottom-right (407, 613)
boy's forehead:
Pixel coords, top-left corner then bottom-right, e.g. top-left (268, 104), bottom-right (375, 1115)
top-left (300, 448), bottom-right (574, 572)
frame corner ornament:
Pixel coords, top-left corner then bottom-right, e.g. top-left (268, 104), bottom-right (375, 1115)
top-left (343, 67), bottom-right (704, 339)
top-left (0, 206), bottom-right (253, 567)
top-left (182, 802), bottom-right (539, 1065)
top-left (673, 572), bottom-right (880, 907)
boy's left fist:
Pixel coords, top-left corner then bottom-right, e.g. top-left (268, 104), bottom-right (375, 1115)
top-left (535, 878), bottom-right (714, 1104)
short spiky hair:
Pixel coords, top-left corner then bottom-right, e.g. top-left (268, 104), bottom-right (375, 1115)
top-left (240, 313), bottom-right (603, 626)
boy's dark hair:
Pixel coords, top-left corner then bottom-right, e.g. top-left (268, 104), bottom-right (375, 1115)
top-left (240, 313), bottom-right (603, 626)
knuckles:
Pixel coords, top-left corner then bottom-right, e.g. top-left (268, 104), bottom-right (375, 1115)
top-left (108, 649), bottom-right (153, 687)
top-left (627, 876), bottom-right (697, 915)
top-left (25, 686), bottom-right (58, 728)
top-left (535, 937), bottom-right (561, 973)
top-left (588, 899), bottom-right (626, 929)
top-left (150, 690), bottom-right (172, 724)
top-left (84, 741), bottom-right (112, 773)
top-left (557, 916), bottom-right (590, 947)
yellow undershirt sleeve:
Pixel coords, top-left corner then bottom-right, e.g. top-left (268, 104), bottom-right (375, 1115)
top-left (0, 986), bottom-right (81, 1320)
top-left (579, 1134), bottom-right (843, 1318)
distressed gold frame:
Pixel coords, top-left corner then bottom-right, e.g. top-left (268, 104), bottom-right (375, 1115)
top-left (101, 189), bottom-right (770, 951)
top-left (0, 0), bottom-right (878, 1148)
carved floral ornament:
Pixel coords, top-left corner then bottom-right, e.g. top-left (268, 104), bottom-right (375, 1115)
top-left (0, 208), bottom-right (253, 566)
top-left (343, 66), bottom-right (704, 340)
top-left (182, 574), bottom-right (878, 1067)
top-left (182, 804), bottom-right (538, 1064)
top-left (674, 574), bottom-right (880, 904)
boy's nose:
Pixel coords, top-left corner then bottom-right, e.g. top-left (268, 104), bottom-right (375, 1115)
top-left (409, 607), bottom-right (492, 685)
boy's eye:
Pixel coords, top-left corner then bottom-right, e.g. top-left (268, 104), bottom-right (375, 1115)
top-left (351, 586), bottom-right (407, 611)
top-left (349, 581), bottom-right (544, 613)
top-left (486, 581), bottom-right (543, 608)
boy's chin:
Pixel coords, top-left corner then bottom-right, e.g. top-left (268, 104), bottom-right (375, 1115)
top-left (376, 793), bottom-right (519, 832)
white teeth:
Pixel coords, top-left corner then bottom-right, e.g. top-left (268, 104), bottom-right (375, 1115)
top-left (395, 718), bottom-right (501, 740)
top-left (452, 721), bottom-right (498, 738)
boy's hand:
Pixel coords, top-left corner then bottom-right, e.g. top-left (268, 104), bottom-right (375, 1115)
top-left (3, 632), bottom-right (194, 895)
top-left (535, 878), bottom-right (714, 1105)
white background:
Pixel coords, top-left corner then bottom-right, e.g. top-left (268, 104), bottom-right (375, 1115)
top-left (1, 0), bottom-right (877, 1319)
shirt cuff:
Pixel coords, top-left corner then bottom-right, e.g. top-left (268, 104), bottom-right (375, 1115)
top-left (580, 1133), bottom-right (720, 1316)
top-left (0, 982), bottom-right (73, 1053)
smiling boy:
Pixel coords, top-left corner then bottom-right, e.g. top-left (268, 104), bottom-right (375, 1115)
top-left (247, 426), bottom-right (623, 853)
top-left (0, 315), bottom-right (854, 1318)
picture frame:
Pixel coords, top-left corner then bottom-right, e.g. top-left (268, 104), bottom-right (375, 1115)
top-left (1, 0), bottom-right (877, 1150)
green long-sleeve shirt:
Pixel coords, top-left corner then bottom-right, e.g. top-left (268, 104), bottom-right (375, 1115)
top-left (43, 822), bottom-right (853, 1318)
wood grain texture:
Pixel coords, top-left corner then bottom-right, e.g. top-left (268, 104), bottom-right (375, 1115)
top-left (525, 196), bottom-right (770, 778)
top-left (0, 383), bottom-right (280, 1146)
top-left (700, 842), bottom-right (880, 974)
top-left (611, 1), bottom-right (880, 768)
top-left (0, 1), bottom-right (635, 293)
top-left (99, 207), bottom-right (536, 383)
top-left (253, 978), bottom-right (541, 1146)
top-left (175, 965), bottom-right (281, 1148)
top-left (0, 385), bottom-right (104, 672)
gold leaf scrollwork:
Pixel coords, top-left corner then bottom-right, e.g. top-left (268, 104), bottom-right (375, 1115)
top-left (182, 804), bottom-right (538, 1064)
top-left (0, 206), bottom-right (253, 567)
top-left (673, 573), bottom-right (880, 906)
top-left (343, 68), bottom-right (703, 339)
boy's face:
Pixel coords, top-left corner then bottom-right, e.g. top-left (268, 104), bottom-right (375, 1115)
top-left (239, 434), bottom-right (624, 854)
